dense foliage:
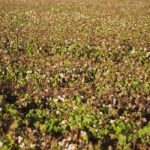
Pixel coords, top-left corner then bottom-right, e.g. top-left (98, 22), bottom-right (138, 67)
top-left (0, 0), bottom-right (150, 149)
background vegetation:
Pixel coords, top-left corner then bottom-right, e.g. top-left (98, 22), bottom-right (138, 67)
top-left (0, 0), bottom-right (150, 149)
